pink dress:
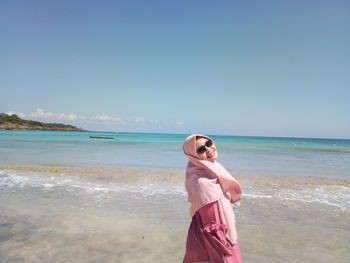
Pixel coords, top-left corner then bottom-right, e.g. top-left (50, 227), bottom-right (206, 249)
top-left (183, 201), bottom-right (242, 263)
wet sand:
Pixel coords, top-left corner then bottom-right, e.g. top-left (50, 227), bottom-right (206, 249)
top-left (1, 166), bottom-right (349, 263)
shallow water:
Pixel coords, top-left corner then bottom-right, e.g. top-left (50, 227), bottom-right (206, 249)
top-left (1, 130), bottom-right (350, 179)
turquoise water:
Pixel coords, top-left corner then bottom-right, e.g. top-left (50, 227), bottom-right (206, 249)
top-left (1, 130), bottom-right (350, 262)
top-left (0, 130), bottom-right (349, 179)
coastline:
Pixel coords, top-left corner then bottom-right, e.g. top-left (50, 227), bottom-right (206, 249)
top-left (0, 127), bottom-right (86, 131)
top-left (0, 113), bottom-right (85, 131)
top-left (1, 164), bottom-right (349, 186)
top-left (1, 165), bottom-right (349, 211)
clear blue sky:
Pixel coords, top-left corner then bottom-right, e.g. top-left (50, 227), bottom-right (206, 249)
top-left (1, 0), bottom-right (349, 138)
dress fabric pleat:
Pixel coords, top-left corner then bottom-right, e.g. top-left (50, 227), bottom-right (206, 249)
top-left (183, 200), bottom-right (242, 263)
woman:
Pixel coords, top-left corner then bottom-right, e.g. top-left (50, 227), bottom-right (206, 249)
top-left (183, 134), bottom-right (243, 263)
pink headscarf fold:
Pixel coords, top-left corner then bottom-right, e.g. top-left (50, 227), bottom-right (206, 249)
top-left (183, 134), bottom-right (242, 217)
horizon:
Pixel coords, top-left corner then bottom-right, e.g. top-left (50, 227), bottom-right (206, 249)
top-left (1, 1), bottom-right (349, 139)
top-left (1, 112), bottom-right (349, 140)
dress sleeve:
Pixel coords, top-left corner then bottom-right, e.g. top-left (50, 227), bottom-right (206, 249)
top-left (198, 201), bottom-right (234, 257)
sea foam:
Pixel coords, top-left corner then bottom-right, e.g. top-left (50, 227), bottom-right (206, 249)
top-left (1, 169), bottom-right (349, 211)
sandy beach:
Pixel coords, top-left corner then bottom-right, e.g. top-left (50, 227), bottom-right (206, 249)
top-left (1, 166), bottom-right (349, 263)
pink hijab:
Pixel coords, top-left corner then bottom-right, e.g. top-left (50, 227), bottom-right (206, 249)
top-left (183, 134), bottom-right (242, 217)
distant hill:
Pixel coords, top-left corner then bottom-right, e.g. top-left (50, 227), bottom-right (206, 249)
top-left (0, 113), bottom-right (84, 131)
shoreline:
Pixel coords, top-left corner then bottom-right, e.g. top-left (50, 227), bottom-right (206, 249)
top-left (1, 164), bottom-right (349, 186)
top-left (1, 164), bottom-right (349, 212)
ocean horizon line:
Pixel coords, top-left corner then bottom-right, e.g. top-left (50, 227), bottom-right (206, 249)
top-left (2, 128), bottom-right (349, 140)
top-left (97, 131), bottom-right (350, 141)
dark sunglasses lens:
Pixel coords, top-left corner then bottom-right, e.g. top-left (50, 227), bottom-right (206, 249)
top-left (197, 146), bottom-right (206, 154)
top-left (197, 140), bottom-right (213, 154)
top-left (205, 140), bottom-right (213, 147)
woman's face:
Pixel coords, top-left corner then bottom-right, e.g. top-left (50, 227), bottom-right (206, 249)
top-left (195, 137), bottom-right (218, 162)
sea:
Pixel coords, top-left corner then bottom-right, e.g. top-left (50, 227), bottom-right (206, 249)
top-left (0, 130), bottom-right (349, 262)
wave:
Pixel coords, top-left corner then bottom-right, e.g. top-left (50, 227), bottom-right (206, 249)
top-left (243, 185), bottom-right (350, 211)
top-left (0, 170), bottom-right (186, 200)
top-left (1, 168), bottom-right (349, 211)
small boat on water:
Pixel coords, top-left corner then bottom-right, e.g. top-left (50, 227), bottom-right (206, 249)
top-left (89, 136), bottom-right (115, 139)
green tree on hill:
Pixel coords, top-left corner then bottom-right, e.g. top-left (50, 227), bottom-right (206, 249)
top-left (0, 113), bottom-right (83, 131)
top-left (0, 113), bottom-right (24, 124)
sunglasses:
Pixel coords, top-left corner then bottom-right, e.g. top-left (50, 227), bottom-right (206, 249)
top-left (197, 139), bottom-right (213, 154)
